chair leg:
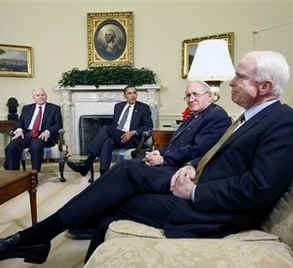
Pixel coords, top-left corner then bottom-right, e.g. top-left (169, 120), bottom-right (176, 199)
top-left (88, 164), bottom-right (94, 184)
top-left (58, 159), bottom-right (66, 182)
top-left (21, 159), bottom-right (26, 171)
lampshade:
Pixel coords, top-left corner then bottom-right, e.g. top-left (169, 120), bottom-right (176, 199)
top-left (187, 39), bottom-right (235, 82)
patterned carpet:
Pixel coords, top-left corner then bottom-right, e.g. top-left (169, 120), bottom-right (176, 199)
top-left (0, 162), bottom-right (100, 268)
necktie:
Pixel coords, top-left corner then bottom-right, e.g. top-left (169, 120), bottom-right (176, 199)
top-left (117, 105), bottom-right (130, 130)
top-left (31, 106), bottom-right (42, 138)
top-left (194, 113), bottom-right (244, 182)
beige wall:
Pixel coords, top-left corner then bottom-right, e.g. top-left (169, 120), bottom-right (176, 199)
top-left (0, 0), bottom-right (293, 126)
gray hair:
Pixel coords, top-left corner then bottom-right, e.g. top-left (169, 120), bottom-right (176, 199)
top-left (188, 80), bottom-right (220, 102)
top-left (248, 51), bottom-right (290, 96)
top-left (32, 88), bottom-right (46, 96)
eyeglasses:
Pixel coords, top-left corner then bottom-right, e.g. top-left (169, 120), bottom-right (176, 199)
top-left (184, 91), bottom-right (208, 101)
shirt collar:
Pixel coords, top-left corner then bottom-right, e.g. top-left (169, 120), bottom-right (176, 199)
top-left (244, 99), bottom-right (278, 122)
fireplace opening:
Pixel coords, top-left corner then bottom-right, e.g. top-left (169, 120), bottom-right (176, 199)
top-left (79, 115), bottom-right (113, 155)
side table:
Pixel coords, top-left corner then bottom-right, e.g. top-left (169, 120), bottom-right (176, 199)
top-left (0, 170), bottom-right (38, 225)
top-left (152, 129), bottom-right (174, 149)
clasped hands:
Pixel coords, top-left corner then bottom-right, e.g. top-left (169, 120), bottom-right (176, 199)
top-left (170, 165), bottom-right (197, 200)
top-left (144, 150), bottom-right (197, 200)
top-left (144, 150), bottom-right (163, 167)
top-left (12, 129), bottom-right (51, 141)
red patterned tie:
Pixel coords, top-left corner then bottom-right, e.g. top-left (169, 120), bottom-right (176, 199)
top-left (31, 106), bottom-right (42, 138)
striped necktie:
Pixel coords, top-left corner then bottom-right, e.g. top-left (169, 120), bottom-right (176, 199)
top-left (194, 113), bottom-right (245, 182)
top-left (117, 105), bottom-right (130, 130)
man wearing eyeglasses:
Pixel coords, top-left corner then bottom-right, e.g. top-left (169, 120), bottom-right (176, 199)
top-left (144, 80), bottom-right (229, 168)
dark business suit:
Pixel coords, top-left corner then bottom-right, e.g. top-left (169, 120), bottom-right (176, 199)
top-left (158, 104), bottom-right (230, 167)
top-left (87, 101), bottom-right (153, 172)
top-left (56, 103), bottom-right (230, 259)
top-left (5, 102), bottom-right (62, 171)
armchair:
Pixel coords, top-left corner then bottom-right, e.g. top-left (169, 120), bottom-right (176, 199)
top-left (9, 129), bottom-right (68, 182)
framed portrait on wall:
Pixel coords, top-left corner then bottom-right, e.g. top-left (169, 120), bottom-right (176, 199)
top-left (87, 12), bottom-right (134, 66)
top-left (0, 44), bottom-right (33, 78)
top-left (181, 32), bottom-right (234, 78)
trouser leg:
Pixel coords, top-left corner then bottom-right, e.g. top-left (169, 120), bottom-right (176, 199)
top-left (30, 138), bottom-right (45, 171)
top-left (88, 126), bottom-right (118, 157)
top-left (84, 193), bottom-right (179, 263)
top-left (99, 138), bottom-right (116, 173)
top-left (5, 136), bottom-right (31, 170)
top-left (59, 160), bottom-right (176, 228)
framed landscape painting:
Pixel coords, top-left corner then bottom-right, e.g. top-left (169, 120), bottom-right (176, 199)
top-left (0, 44), bottom-right (33, 78)
top-left (87, 11), bottom-right (134, 66)
top-left (181, 32), bottom-right (234, 78)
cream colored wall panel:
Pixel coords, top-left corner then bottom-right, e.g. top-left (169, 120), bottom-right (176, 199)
top-left (0, 2), bottom-right (292, 129)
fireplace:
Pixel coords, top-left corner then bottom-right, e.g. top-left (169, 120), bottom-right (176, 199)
top-left (59, 84), bottom-right (160, 155)
top-left (79, 115), bottom-right (113, 155)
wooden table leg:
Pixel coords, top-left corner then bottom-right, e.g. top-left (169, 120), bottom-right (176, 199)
top-left (29, 171), bottom-right (38, 224)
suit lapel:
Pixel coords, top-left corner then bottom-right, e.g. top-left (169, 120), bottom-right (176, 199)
top-left (115, 102), bottom-right (126, 125)
top-left (25, 104), bottom-right (36, 129)
top-left (171, 104), bottom-right (213, 142)
top-left (130, 102), bottom-right (138, 129)
top-left (217, 101), bottom-right (280, 154)
top-left (41, 104), bottom-right (49, 129)
top-left (170, 115), bottom-right (199, 142)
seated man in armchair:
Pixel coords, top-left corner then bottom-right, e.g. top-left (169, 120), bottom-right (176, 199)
top-left (67, 86), bottom-right (153, 176)
top-left (4, 88), bottom-right (62, 172)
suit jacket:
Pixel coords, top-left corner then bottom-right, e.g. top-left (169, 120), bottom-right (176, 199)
top-left (164, 101), bottom-right (293, 238)
top-left (112, 101), bottom-right (153, 138)
top-left (17, 102), bottom-right (62, 145)
top-left (159, 104), bottom-right (230, 167)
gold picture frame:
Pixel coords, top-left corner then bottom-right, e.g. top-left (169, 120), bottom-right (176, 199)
top-left (181, 32), bottom-right (234, 79)
top-left (87, 11), bottom-right (134, 66)
top-left (0, 44), bottom-right (33, 78)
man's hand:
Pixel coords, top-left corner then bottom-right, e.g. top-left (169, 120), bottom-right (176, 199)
top-left (12, 129), bottom-right (24, 140)
top-left (144, 150), bottom-right (163, 167)
top-left (38, 130), bottom-right (50, 141)
top-left (170, 166), bottom-right (196, 199)
top-left (121, 130), bottom-right (136, 143)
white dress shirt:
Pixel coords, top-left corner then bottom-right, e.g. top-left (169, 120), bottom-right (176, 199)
top-left (28, 104), bottom-right (46, 130)
top-left (118, 104), bottom-right (135, 132)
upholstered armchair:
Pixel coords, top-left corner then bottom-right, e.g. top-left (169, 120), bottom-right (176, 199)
top-left (10, 129), bottom-right (68, 182)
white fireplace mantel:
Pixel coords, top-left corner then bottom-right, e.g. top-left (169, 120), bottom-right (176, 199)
top-left (58, 84), bottom-right (160, 155)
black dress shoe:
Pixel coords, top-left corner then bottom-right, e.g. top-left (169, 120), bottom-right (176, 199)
top-left (0, 233), bottom-right (51, 264)
top-left (66, 229), bottom-right (95, 240)
top-left (67, 161), bottom-right (90, 176)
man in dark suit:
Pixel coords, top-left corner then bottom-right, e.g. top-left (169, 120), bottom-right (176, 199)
top-left (67, 86), bottom-right (153, 176)
top-left (2, 51), bottom-right (293, 266)
top-left (4, 88), bottom-right (62, 172)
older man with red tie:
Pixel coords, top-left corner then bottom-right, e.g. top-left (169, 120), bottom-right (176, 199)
top-left (4, 88), bottom-right (62, 172)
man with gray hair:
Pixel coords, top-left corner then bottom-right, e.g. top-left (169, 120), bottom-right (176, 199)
top-left (4, 88), bottom-right (62, 172)
top-left (1, 51), bottom-right (293, 266)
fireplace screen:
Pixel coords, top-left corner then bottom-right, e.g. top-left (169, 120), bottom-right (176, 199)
top-left (79, 115), bottom-right (113, 155)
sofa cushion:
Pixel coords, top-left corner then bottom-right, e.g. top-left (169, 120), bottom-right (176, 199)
top-left (262, 183), bottom-right (293, 250)
top-left (105, 220), bottom-right (279, 242)
top-left (85, 237), bottom-right (293, 268)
